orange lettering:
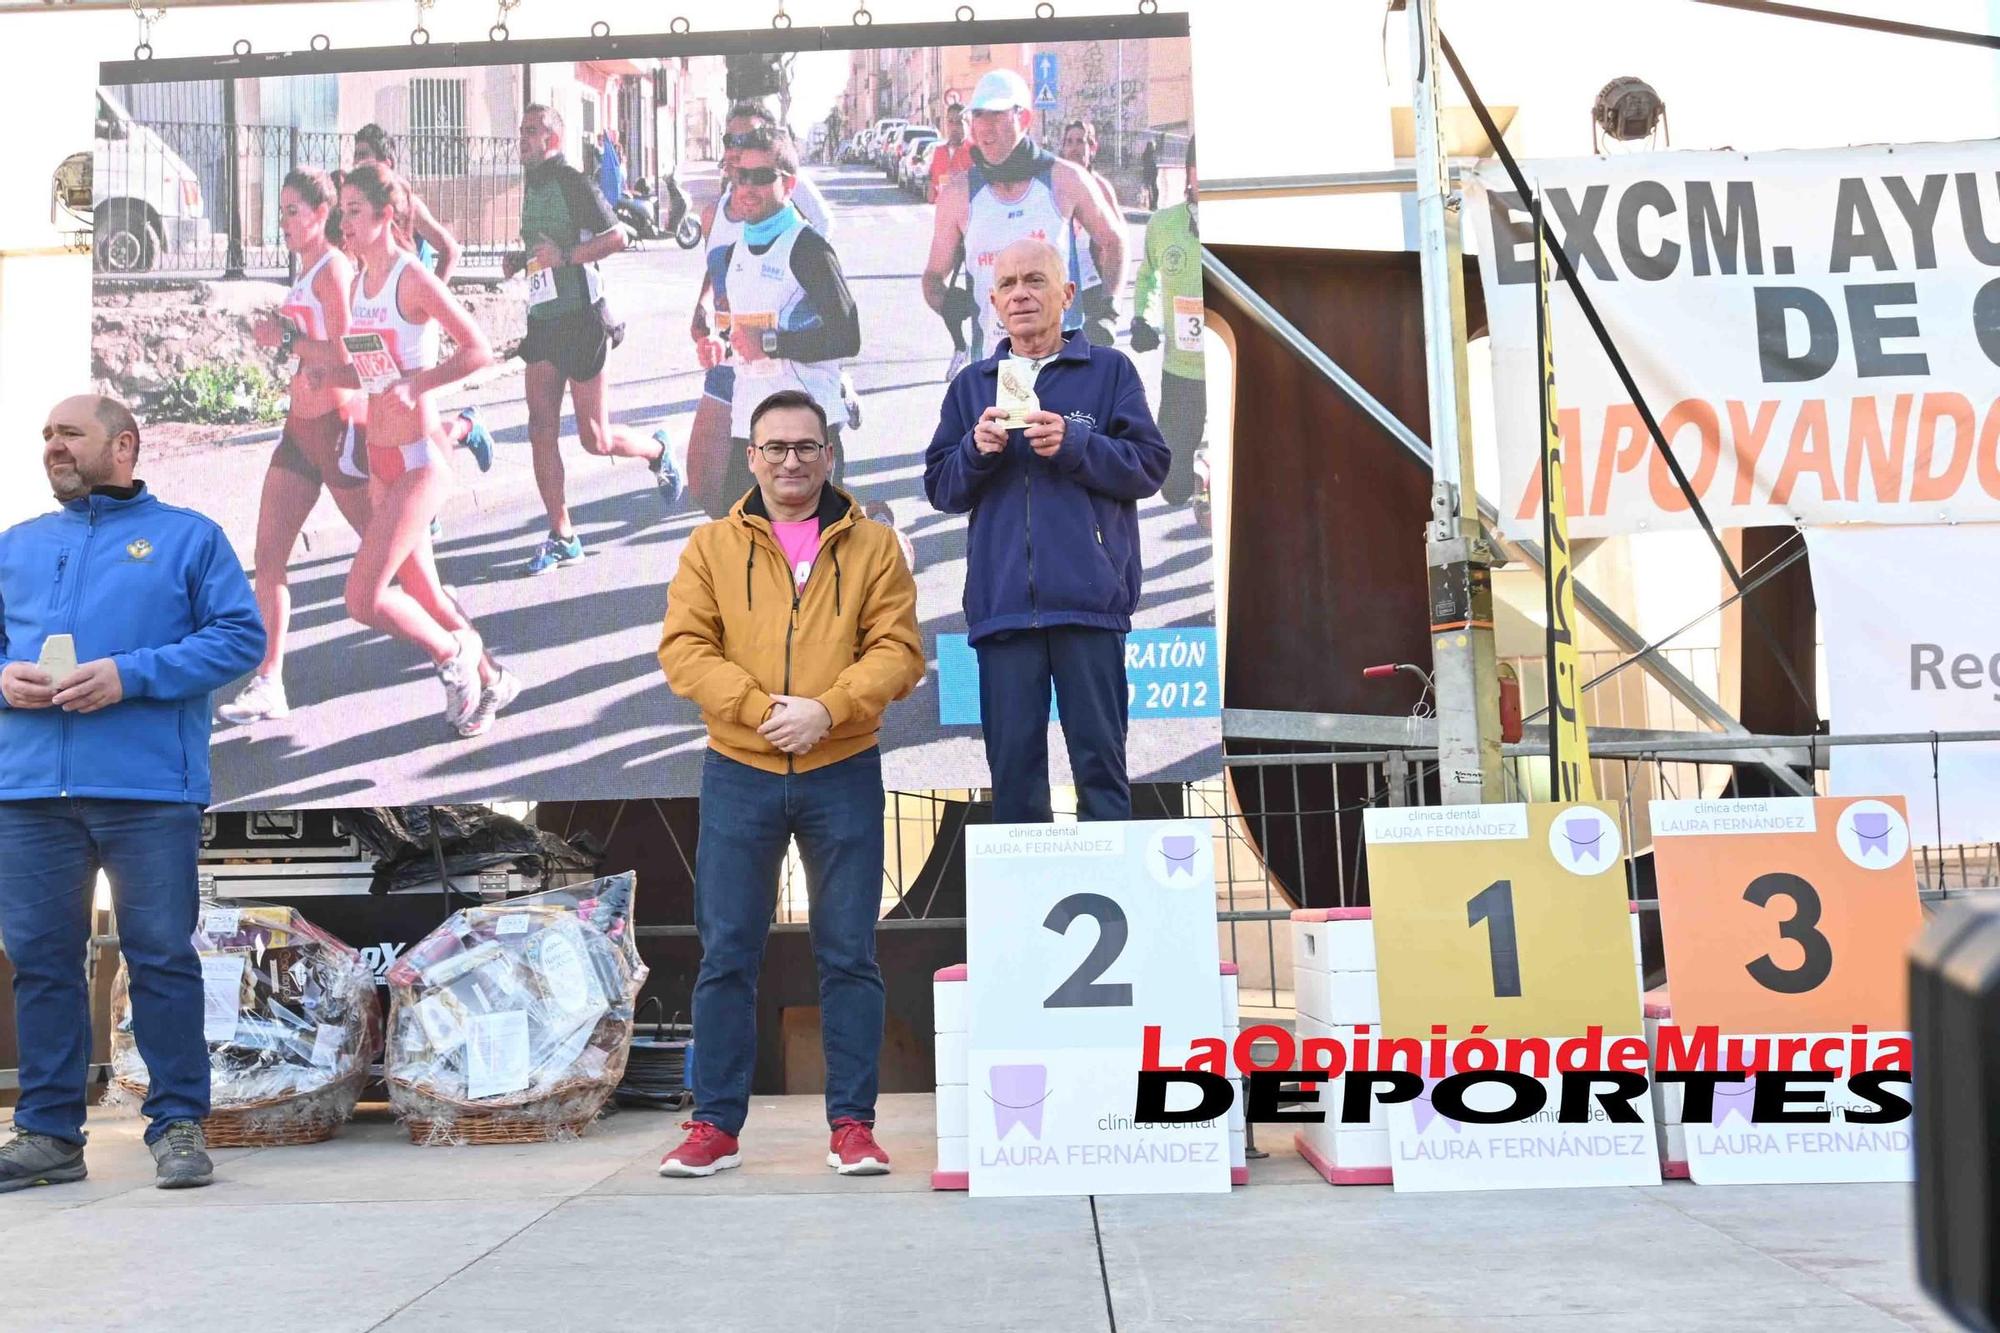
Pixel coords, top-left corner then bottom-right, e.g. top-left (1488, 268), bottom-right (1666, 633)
top-left (1842, 394), bottom-right (1911, 504)
top-left (1912, 392), bottom-right (1977, 502)
top-left (1591, 404), bottom-right (1649, 517)
top-left (1978, 398), bottom-right (2000, 500)
top-left (1648, 399), bottom-right (1721, 513)
top-left (1770, 400), bottom-right (1839, 507)
top-left (1726, 400), bottom-right (1781, 506)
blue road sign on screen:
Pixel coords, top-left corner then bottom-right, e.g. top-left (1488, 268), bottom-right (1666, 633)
top-left (1033, 52), bottom-right (1060, 109)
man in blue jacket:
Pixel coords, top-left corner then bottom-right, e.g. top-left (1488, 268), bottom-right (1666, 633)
top-left (0, 394), bottom-right (262, 1193)
top-left (924, 239), bottom-right (1170, 823)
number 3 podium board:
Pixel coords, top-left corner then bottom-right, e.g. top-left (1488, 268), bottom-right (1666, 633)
top-left (1363, 803), bottom-right (1656, 1192)
top-left (965, 821), bottom-right (1231, 1197)
top-left (1651, 796), bottom-right (1921, 1185)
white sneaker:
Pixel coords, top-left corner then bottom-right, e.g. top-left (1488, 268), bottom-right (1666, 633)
top-left (436, 631), bottom-right (482, 731)
top-left (456, 666), bottom-right (523, 738)
top-left (218, 674), bottom-right (288, 723)
top-left (944, 349), bottom-right (969, 383)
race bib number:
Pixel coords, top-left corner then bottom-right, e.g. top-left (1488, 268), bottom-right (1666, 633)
top-left (733, 312), bottom-right (779, 375)
top-left (341, 332), bottom-right (400, 395)
top-left (526, 258), bottom-right (559, 308)
top-left (1172, 295), bottom-right (1205, 353)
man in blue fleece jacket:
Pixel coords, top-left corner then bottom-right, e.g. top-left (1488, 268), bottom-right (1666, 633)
top-left (925, 239), bottom-right (1169, 822)
top-left (0, 395), bottom-right (262, 1193)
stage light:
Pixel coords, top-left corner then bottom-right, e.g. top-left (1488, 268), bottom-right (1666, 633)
top-left (1591, 76), bottom-right (1667, 151)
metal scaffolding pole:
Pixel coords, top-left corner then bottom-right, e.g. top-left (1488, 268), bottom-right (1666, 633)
top-left (1408, 0), bottom-right (1503, 803)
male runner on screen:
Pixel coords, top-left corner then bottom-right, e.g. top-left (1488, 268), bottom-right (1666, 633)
top-left (923, 69), bottom-right (1125, 366)
top-left (687, 105), bottom-right (843, 518)
top-left (502, 103), bottom-right (682, 576)
top-left (1058, 118), bottom-right (1124, 347)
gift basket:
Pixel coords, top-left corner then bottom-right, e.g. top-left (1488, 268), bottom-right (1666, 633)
top-left (110, 901), bottom-right (381, 1147)
top-left (384, 872), bottom-right (646, 1145)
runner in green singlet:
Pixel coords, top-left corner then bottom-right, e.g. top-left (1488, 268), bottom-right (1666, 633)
top-left (1129, 135), bottom-right (1206, 507)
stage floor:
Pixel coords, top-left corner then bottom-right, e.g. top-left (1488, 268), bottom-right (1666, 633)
top-left (3, 1094), bottom-right (1946, 1331)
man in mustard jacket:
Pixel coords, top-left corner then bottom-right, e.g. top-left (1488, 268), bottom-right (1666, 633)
top-left (657, 388), bottom-right (924, 1179)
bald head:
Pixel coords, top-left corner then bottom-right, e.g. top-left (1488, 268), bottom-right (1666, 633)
top-left (43, 394), bottom-right (139, 501)
top-left (990, 239), bottom-right (1075, 356)
top-left (997, 238), bottom-right (1065, 282)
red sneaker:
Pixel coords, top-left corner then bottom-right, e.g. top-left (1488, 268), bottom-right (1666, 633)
top-left (659, 1121), bottom-right (741, 1178)
top-left (827, 1118), bottom-right (891, 1176)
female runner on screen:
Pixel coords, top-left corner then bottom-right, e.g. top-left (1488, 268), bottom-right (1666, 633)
top-left (326, 162), bottom-right (519, 737)
top-left (218, 167), bottom-right (373, 726)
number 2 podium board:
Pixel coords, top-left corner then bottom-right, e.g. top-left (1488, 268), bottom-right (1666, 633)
top-left (1364, 803), bottom-right (1656, 1192)
top-left (966, 821), bottom-right (1231, 1197)
top-left (1651, 796), bottom-right (1921, 1184)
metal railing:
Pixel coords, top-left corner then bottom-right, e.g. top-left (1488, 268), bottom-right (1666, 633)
top-left (1217, 712), bottom-right (2000, 940)
top-left (93, 121), bottom-right (522, 279)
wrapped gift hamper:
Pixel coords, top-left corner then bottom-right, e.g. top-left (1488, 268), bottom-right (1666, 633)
top-left (384, 872), bottom-right (646, 1145)
top-left (111, 900), bottom-right (381, 1147)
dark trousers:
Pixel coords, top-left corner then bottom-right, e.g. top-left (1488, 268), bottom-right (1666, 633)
top-left (1158, 369), bottom-right (1207, 505)
top-left (0, 798), bottom-right (208, 1145)
top-left (691, 747), bottom-right (886, 1136)
top-left (976, 625), bottom-right (1131, 824)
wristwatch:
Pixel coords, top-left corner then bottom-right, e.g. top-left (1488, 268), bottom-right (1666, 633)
top-left (761, 329), bottom-right (780, 357)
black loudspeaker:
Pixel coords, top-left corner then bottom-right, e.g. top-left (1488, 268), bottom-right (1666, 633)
top-left (1911, 905), bottom-right (2000, 1331)
top-left (725, 53), bottom-right (784, 102)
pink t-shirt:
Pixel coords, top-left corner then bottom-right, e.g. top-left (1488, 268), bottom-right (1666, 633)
top-left (770, 518), bottom-right (822, 592)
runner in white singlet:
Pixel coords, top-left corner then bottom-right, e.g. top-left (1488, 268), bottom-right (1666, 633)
top-left (334, 162), bottom-right (518, 739)
top-left (687, 102), bottom-right (843, 517)
top-left (922, 69), bottom-right (1126, 365)
top-left (218, 168), bottom-right (372, 726)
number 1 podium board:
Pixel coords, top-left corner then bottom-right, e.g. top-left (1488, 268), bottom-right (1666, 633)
top-left (966, 821), bottom-right (1231, 1197)
top-left (1651, 796), bottom-right (1921, 1184)
top-left (1364, 803), bottom-right (1656, 1192)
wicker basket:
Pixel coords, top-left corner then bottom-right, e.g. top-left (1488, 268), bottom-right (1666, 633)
top-left (388, 1066), bottom-right (624, 1146)
top-left (114, 1073), bottom-right (364, 1149)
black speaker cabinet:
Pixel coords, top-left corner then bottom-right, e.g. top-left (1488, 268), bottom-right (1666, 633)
top-left (1912, 905), bottom-right (2000, 1331)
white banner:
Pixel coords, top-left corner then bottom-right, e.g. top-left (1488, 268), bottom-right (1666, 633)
top-left (1470, 141), bottom-right (2000, 540)
top-left (1383, 1056), bottom-right (1658, 1194)
top-left (965, 821), bottom-right (1230, 1197)
top-left (1806, 523), bottom-right (2000, 845)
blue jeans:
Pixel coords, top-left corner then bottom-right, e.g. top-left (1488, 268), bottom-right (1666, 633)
top-left (0, 798), bottom-right (208, 1145)
top-left (976, 626), bottom-right (1131, 824)
top-left (692, 747), bottom-right (886, 1136)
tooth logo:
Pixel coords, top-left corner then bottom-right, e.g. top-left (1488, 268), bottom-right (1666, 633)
top-left (1849, 812), bottom-right (1891, 858)
top-left (1562, 817), bottom-right (1605, 864)
top-left (1146, 827), bottom-right (1209, 887)
top-left (1412, 1080), bottom-right (1465, 1136)
top-left (1547, 806), bottom-right (1620, 875)
top-left (1835, 800), bottom-right (1908, 869)
top-left (1709, 1080), bottom-right (1757, 1128)
top-left (987, 1064), bottom-right (1050, 1140)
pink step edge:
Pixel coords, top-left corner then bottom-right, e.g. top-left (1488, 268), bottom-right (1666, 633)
top-left (1294, 1131), bottom-right (1392, 1186)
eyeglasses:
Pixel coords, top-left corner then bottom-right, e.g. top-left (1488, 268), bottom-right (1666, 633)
top-left (724, 131), bottom-right (773, 150)
top-left (731, 166), bottom-right (785, 186)
top-left (756, 441), bottom-right (824, 462)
